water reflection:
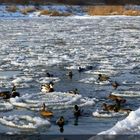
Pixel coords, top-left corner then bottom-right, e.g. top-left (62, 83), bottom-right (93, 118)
top-left (74, 117), bottom-right (79, 126)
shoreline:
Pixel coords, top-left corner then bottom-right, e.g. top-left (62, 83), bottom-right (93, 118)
top-left (0, 5), bottom-right (140, 17)
top-left (87, 5), bottom-right (140, 16)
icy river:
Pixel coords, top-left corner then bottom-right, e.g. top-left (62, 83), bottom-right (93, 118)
top-left (0, 16), bottom-right (140, 136)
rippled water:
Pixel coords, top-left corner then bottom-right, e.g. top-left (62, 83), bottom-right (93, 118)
top-left (0, 16), bottom-right (140, 135)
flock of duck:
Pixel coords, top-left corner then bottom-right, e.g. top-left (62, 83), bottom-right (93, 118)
top-left (39, 68), bottom-right (132, 123)
top-left (0, 66), bottom-right (132, 132)
top-left (97, 73), bottom-right (132, 114)
top-left (0, 69), bottom-right (82, 132)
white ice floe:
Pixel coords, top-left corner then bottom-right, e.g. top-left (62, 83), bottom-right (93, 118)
top-left (9, 92), bottom-right (97, 110)
top-left (0, 80), bottom-right (12, 88)
top-left (12, 76), bottom-right (33, 84)
top-left (79, 77), bottom-right (96, 84)
top-left (0, 101), bottom-right (13, 111)
top-left (122, 80), bottom-right (140, 85)
top-left (99, 108), bottom-right (140, 134)
top-left (23, 92), bottom-right (82, 106)
top-left (85, 70), bottom-right (118, 76)
top-left (65, 65), bottom-right (79, 70)
top-left (11, 76), bottom-right (34, 88)
top-left (0, 115), bottom-right (51, 129)
top-left (92, 110), bottom-right (127, 118)
top-left (112, 91), bottom-right (140, 97)
top-left (79, 77), bottom-right (110, 85)
top-left (95, 81), bottom-right (110, 85)
top-left (37, 77), bottom-right (60, 84)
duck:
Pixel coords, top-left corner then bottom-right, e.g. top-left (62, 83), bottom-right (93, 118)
top-left (78, 67), bottom-right (85, 73)
top-left (78, 66), bottom-right (93, 73)
top-left (12, 84), bottom-right (16, 92)
top-left (66, 71), bottom-right (73, 79)
top-left (41, 82), bottom-right (54, 93)
top-left (68, 88), bottom-right (79, 95)
top-left (46, 72), bottom-right (54, 77)
top-left (108, 94), bottom-right (126, 104)
top-left (40, 103), bottom-right (53, 117)
top-left (111, 81), bottom-right (120, 89)
top-left (102, 102), bottom-right (131, 114)
top-left (0, 85), bottom-right (20, 99)
top-left (0, 91), bottom-right (11, 99)
top-left (98, 74), bottom-right (110, 81)
top-left (11, 84), bottom-right (20, 98)
top-left (56, 116), bottom-right (65, 128)
top-left (102, 103), bottom-right (116, 112)
top-left (73, 105), bottom-right (81, 118)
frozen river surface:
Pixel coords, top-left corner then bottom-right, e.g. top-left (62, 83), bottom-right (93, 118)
top-left (0, 16), bottom-right (140, 135)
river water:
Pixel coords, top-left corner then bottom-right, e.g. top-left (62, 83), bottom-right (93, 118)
top-left (0, 16), bottom-right (140, 135)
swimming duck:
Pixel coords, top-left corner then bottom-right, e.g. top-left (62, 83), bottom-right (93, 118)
top-left (0, 85), bottom-right (20, 99)
top-left (108, 94), bottom-right (126, 104)
top-left (69, 88), bottom-right (79, 95)
top-left (78, 66), bottom-right (93, 73)
top-left (12, 84), bottom-right (16, 92)
top-left (73, 105), bottom-right (81, 118)
top-left (102, 103), bottom-right (116, 112)
top-left (111, 81), bottom-right (120, 89)
top-left (102, 102), bottom-right (131, 114)
top-left (11, 84), bottom-right (20, 98)
top-left (67, 71), bottom-right (73, 79)
top-left (46, 72), bottom-right (54, 77)
top-left (56, 116), bottom-right (65, 128)
top-left (98, 74), bottom-right (110, 81)
top-left (40, 103), bottom-right (53, 117)
top-left (0, 91), bottom-right (11, 99)
top-left (41, 82), bottom-right (54, 93)
top-left (78, 67), bottom-right (85, 73)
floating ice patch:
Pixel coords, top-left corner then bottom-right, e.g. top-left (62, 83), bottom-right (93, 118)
top-left (79, 77), bottom-right (110, 85)
top-left (86, 70), bottom-right (119, 77)
top-left (0, 80), bottom-right (12, 88)
top-left (90, 70), bottom-right (115, 76)
top-left (0, 115), bottom-right (51, 129)
top-left (79, 97), bottom-right (98, 107)
top-left (37, 77), bottom-right (60, 84)
top-left (50, 96), bottom-right (97, 110)
top-left (122, 80), bottom-right (140, 85)
top-left (0, 101), bottom-right (13, 111)
top-left (12, 76), bottom-right (33, 84)
top-left (93, 110), bottom-right (127, 118)
top-left (94, 80), bottom-right (110, 85)
top-left (79, 77), bottom-right (96, 84)
top-left (112, 91), bottom-right (140, 97)
top-left (10, 92), bottom-right (81, 109)
top-left (22, 92), bottom-right (80, 105)
top-left (65, 65), bottom-right (79, 70)
top-left (10, 92), bottom-right (97, 111)
top-left (10, 97), bottom-right (40, 108)
top-left (12, 76), bottom-right (34, 87)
